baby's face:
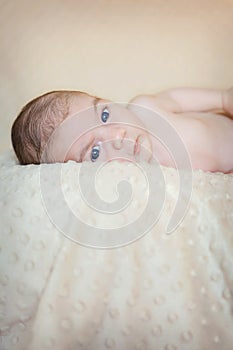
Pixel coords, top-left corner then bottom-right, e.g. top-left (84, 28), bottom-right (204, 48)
top-left (46, 93), bottom-right (153, 163)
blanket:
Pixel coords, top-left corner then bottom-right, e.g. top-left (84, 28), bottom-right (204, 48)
top-left (0, 150), bottom-right (233, 350)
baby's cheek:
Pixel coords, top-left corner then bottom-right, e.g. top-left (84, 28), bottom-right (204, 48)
top-left (104, 149), bottom-right (135, 163)
top-left (102, 145), bottom-right (129, 162)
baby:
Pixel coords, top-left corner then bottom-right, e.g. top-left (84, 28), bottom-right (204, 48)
top-left (11, 87), bottom-right (233, 173)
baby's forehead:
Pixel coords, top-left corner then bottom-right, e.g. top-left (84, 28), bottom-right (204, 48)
top-left (55, 93), bottom-right (101, 138)
top-left (68, 93), bottom-right (96, 117)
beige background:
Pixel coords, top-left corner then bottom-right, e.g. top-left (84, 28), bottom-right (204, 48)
top-left (0, 0), bottom-right (233, 153)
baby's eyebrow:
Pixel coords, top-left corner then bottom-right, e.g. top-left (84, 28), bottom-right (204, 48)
top-left (93, 97), bottom-right (101, 117)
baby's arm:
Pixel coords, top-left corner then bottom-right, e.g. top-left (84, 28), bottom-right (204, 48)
top-left (130, 87), bottom-right (232, 118)
top-left (222, 87), bottom-right (233, 118)
top-left (129, 87), bottom-right (233, 172)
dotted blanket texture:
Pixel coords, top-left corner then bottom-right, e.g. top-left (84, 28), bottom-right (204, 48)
top-left (0, 150), bottom-right (233, 350)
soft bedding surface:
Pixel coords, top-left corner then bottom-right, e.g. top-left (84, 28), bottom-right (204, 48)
top-left (0, 150), bottom-right (233, 350)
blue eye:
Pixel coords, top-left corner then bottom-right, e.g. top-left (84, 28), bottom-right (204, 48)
top-left (101, 107), bottom-right (109, 123)
top-left (91, 145), bottom-right (100, 162)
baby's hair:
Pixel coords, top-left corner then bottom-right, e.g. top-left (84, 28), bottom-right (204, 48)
top-left (11, 90), bottom-right (82, 165)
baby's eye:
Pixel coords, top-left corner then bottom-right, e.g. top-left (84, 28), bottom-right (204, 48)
top-left (91, 145), bottom-right (100, 162)
top-left (101, 107), bottom-right (110, 123)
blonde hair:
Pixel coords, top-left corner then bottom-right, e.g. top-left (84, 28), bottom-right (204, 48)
top-left (11, 90), bottom-right (82, 165)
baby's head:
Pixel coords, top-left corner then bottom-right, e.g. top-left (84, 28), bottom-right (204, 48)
top-left (11, 90), bottom-right (80, 164)
top-left (11, 90), bottom-right (152, 165)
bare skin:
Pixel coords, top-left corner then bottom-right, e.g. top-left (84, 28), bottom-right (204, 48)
top-left (128, 88), bottom-right (233, 172)
top-left (47, 87), bottom-right (233, 173)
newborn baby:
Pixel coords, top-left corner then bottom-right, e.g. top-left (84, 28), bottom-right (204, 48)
top-left (11, 87), bottom-right (233, 173)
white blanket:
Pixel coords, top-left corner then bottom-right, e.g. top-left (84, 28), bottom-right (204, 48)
top-left (0, 150), bottom-right (233, 350)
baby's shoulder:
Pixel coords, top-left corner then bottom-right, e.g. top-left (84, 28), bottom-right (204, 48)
top-left (127, 95), bottom-right (167, 114)
top-left (128, 93), bottom-right (182, 118)
top-left (127, 94), bottom-right (171, 119)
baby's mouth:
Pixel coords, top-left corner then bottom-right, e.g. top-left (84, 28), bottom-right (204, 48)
top-left (134, 136), bottom-right (141, 155)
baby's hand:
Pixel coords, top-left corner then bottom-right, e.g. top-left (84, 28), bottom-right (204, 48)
top-left (222, 87), bottom-right (233, 119)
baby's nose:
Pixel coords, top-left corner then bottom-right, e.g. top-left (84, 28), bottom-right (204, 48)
top-left (112, 127), bottom-right (126, 150)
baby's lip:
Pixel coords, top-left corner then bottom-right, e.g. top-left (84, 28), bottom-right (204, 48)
top-left (134, 136), bottom-right (141, 155)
